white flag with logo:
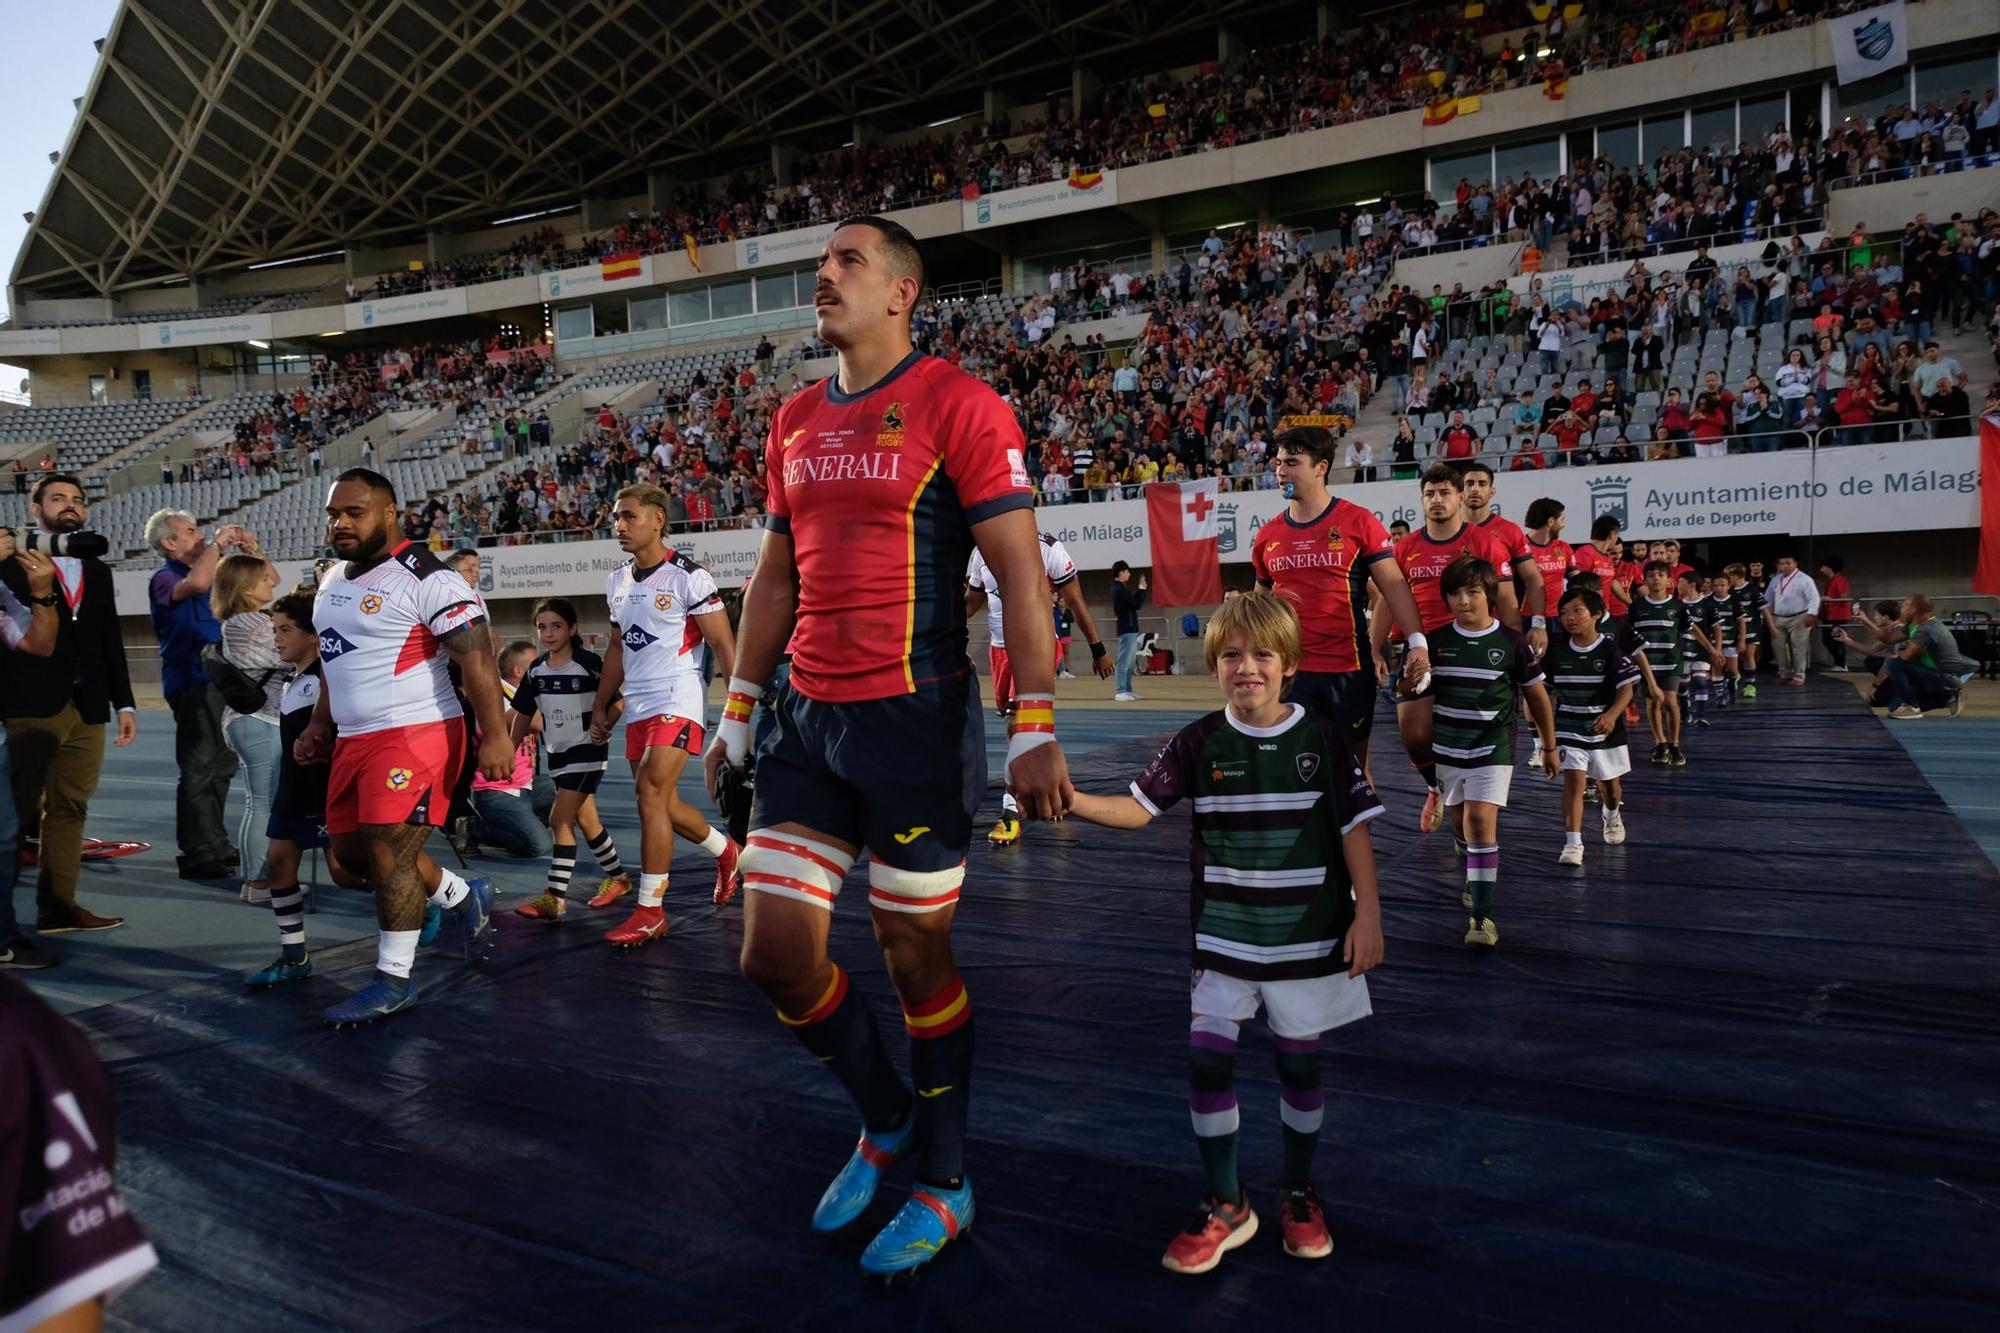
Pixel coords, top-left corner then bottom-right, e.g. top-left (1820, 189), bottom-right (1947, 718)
top-left (1827, 2), bottom-right (1908, 86)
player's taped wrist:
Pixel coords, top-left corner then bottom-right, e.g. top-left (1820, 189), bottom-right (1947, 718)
top-left (1406, 631), bottom-right (1429, 651)
top-left (1006, 693), bottom-right (1056, 776)
top-left (719, 677), bottom-right (763, 765)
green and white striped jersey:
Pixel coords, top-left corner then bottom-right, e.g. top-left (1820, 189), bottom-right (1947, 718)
top-left (1545, 633), bottom-right (1643, 749)
top-left (1630, 595), bottom-right (1687, 676)
top-left (1428, 620), bottom-right (1543, 767)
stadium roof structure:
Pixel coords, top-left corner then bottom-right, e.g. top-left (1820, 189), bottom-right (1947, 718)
top-left (14, 0), bottom-right (1301, 300)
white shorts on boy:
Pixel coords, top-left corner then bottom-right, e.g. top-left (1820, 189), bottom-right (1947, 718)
top-left (1558, 744), bottom-right (1632, 781)
top-left (1191, 968), bottom-right (1372, 1040)
top-left (1434, 762), bottom-right (1513, 809)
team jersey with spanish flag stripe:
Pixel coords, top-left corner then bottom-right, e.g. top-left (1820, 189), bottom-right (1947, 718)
top-left (1251, 498), bottom-right (1395, 673)
top-left (313, 541), bottom-right (481, 736)
top-left (1392, 524), bottom-right (1516, 634)
top-left (765, 351), bottom-right (1035, 702)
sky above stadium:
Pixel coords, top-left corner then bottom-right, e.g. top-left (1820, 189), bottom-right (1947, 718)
top-left (1, 0), bottom-right (119, 393)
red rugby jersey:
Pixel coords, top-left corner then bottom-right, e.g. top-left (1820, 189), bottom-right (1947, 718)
top-left (1525, 536), bottom-right (1576, 619)
top-left (765, 352), bottom-right (1034, 701)
top-left (1392, 523), bottom-right (1515, 634)
top-left (1251, 498), bottom-right (1394, 673)
top-left (1572, 542), bottom-right (1629, 615)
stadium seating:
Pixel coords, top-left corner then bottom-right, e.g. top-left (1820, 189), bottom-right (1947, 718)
top-left (0, 398), bottom-right (203, 472)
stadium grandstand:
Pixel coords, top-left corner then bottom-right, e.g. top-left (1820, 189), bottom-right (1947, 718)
top-left (1, 1), bottom-right (1997, 1329)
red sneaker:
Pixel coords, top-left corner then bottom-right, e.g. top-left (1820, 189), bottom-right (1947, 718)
top-left (713, 839), bottom-right (742, 906)
top-left (607, 904), bottom-right (668, 947)
top-left (1419, 788), bottom-right (1444, 834)
top-left (1278, 1185), bottom-right (1333, 1260)
top-left (1160, 1195), bottom-right (1258, 1275)
top-left (513, 891), bottom-right (565, 921)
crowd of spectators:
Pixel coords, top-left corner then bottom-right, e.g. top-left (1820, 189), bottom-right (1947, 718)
top-left (352, 1), bottom-right (1929, 296)
top-left (177, 336), bottom-right (553, 482)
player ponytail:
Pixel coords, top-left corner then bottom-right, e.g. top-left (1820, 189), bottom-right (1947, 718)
top-left (533, 596), bottom-right (584, 652)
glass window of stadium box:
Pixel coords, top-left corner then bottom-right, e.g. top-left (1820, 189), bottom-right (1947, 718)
top-left (1641, 113), bottom-right (1686, 159)
top-left (669, 287), bottom-right (711, 326)
top-left (628, 295), bottom-right (668, 333)
top-left (1834, 66), bottom-right (1909, 125)
top-left (555, 305), bottom-right (593, 341)
top-left (1739, 93), bottom-right (1788, 142)
top-left (1690, 104), bottom-right (1735, 155)
top-left (1429, 146), bottom-right (1490, 193)
top-left (710, 278), bottom-right (754, 321)
top-left (756, 272), bottom-right (800, 312)
top-left (1493, 136), bottom-right (1560, 185)
top-left (1595, 121), bottom-right (1639, 166)
top-left (1914, 52), bottom-right (2000, 105)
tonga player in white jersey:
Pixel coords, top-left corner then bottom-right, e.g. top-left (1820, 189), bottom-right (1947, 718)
top-left (588, 484), bottom-right (740, 947)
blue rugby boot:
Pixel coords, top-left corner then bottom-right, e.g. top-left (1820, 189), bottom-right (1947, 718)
top-left (859, 1180), bottom-right (974, 1277)
top-left (245, 954), bottom-right (312, 989)
top-left (418, 901), bottom-right (444, 948)
top-left (438, 877), bottom-right (494, 959)
top-left (812, 1118), bottom-right (915, 1232)
top-left (323, 973), bottom-right (419, 1027)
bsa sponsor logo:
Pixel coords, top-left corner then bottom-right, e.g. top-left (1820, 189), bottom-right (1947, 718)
top-left (622, 625), bottom-right (659, 652)
top-left (318, 628), bottom-right (356, 660)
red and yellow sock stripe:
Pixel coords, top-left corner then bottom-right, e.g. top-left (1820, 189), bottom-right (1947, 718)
top-left (902, 975), bottom-right (971, 1038)
top-left (779, 963), bottom-right (849, 1027)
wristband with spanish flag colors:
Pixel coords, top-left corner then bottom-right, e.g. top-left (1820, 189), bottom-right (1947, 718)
top-left (722, 677), bottom-right (764, 726)
top-left (1006, 693), bottom-right (1056, 776)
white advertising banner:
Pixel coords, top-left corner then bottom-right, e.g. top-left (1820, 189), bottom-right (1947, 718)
top-left (963, 171), bottom-right (1117, 230)
top-left (153, 312), bottom-right (273, 348)
top-left (344, 287), bottom-right (470, 331)
top-left (542, 256), bottom-right (654, 301)
top-left (1036, 436), bottom-right (1981, 570)
top-left (1828, 1), bottom-right (1909, 85)
top-left (468, 526), bottom-right (766, 602)
top-left (0, 329), bottom-right (64, 357)
top-left (735, 223), bottom-right (837, 271)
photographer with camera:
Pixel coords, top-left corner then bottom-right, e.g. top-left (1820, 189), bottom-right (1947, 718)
top-left (1, 475), bottom-right (136, 937)
top-left (144, 509), bottom-right (253, 880)
top-left (0, 534), bottom-right (62, 969)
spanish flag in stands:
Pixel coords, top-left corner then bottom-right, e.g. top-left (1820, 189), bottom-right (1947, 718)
top-left (1543, 76), bottom-right (1569, 100)
top-left (601, 252), bottom-right (641, 281)
top-left (682, 232), bottom-right (700, 272)
top-left (1146, 102), bottom-right (1167, 118)
top-left (1067, 168), bottom-right (1104, 190)
top-left (1689, 8), bottom-right (1726, 33)
top-left (1423, 95), bottom-right (1480, 127)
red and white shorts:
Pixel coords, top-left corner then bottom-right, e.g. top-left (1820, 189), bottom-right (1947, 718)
top-left (327, 720), bottom-right (465, 835)
top-left (625, 713), bottom-right (706, 762)
top-left (988, 643), bottom-right (1064, 714)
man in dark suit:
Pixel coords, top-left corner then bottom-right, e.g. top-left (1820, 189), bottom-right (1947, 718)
top-left (0, 475), bottom-right (137, 934)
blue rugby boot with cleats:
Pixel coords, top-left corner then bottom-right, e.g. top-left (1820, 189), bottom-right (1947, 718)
top-left (812, 1117), bottom-right (915, 1232)
top-left (439, 877), bottom-right (495, 959)
top-left (323, 973), bottom-right (419, 1026)
top-left (859, 1180), bottom-right (974, 1277)
top-left (418, 901), bottom-right (444, 947)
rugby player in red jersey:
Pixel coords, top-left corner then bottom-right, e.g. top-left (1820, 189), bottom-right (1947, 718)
top-left (1457, 462), bottom-right (1547, 655)
top-left (1250, 425), bottom-right (1426, 773)
top-left (1370, 464), bottom-right (1517, 834)
top-left (296, 470), bottom-right (509, 1026)
top-left (704, 216), bottom-right (1069, 1277)
top-left (1522, 496), bottom-right (1578, 767)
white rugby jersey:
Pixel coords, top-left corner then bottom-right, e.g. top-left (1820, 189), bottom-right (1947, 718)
top-left (966, 532), bottom-right (1077, 648)
top-left (605, 552), bottom-right (722, 720)
top-left (511, 648), bottom-right (611, 776)
top-left (314, 542), bottom-right (482, 735)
